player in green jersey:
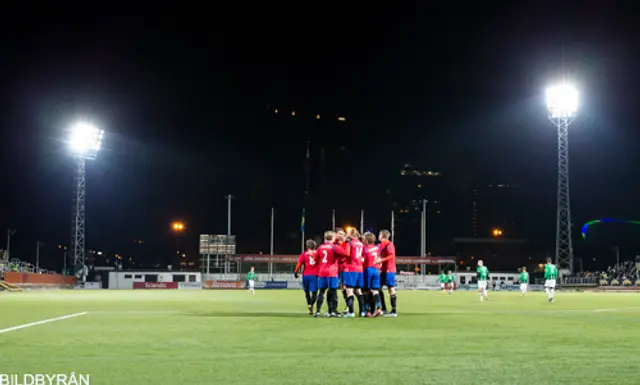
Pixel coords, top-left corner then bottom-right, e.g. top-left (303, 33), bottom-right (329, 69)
top-left (247, 266), bottom-right (257, 295)
top-left (437, 272), bottom-right (447, 291)
top-left (519, 267), bottom-right (529, 296)
top-left (446, 270), bottom-right (455, 294)
top-left (477, 260), bottom-right (489, 301)
top-left (544, 258), bottom-right (558, 302)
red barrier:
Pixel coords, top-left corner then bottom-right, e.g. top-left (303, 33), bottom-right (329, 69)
top-left (3, 272), bottom-right (76, 286)
top-left (133, 282), bottom-right (178, 289)
top-left (203, 280), bottom-right (244, 289)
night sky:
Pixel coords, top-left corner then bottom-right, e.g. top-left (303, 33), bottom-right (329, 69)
top-left (2, 3), bottom-right (640, 269)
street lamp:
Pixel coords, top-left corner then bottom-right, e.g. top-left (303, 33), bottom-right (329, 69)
top-left (68, 122), bottom-right (104, 282)
top-left (171, 222), bottom-right (186, 232)
top-left (546, 83), bottom-right (578, 274)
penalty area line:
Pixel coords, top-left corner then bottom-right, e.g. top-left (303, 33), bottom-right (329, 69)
top-left (0, 312), bottom-right (88, 334)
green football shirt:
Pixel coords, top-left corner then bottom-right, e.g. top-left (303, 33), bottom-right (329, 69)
top-left (247, 272), bottom-right (257, 281)
top-left (544, 264), bottom-right (558, 280)
top-left (477, 266), bottom-right (489, 281)
top-left (520, 272), bottom-right (529, 283)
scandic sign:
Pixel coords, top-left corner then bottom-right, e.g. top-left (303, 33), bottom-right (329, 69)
top-left (228, 255), bottom-right (456, 265)
top-left (133, 282), bottom-right (178, 289)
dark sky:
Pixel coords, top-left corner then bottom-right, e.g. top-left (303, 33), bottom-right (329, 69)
top-left (1, 2), bottom-right (639, 268)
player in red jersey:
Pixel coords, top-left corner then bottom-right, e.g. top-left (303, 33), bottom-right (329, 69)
top-left (294, 239), bottom-right (319, 315)
top-left (362, 232), bottom-right (383, 317)
top-left (378, 229), bottom-right (398, 317)
top-left (316, 231), bottom-right (348, 317)
top-left (344, 228), bottom-right (366, 317)
top-left (334, 228), bottom-right (350, 311)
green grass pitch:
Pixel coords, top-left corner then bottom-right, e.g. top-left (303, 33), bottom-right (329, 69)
top-left (1, 290), bottom-right (639, 385)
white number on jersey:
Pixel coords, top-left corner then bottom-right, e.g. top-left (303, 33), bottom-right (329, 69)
top-left (321, 250), bottom-right (328, 263)
top-left (308, 255), bottom-right (316, 265)
top-left (355, 246), bottom-right (364, 262)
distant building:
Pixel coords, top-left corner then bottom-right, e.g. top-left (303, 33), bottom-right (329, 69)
top-left (470, 182), bottom-right (522, 238)
top-left (390, 164), bottom-right (444, 254)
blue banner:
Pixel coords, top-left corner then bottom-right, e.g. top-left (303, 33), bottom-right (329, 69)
top-left (264, 281), bottom-right (287, 289)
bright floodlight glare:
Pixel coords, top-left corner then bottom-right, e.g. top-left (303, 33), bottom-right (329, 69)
top-left (546, 84), bottom-right (578, 118)
top-left (69, 122), bottom-right (104, 159)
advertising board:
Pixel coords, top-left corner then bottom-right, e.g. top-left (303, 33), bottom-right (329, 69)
top-left (75, 282), bottom-right (101, 289)
top-left (263, 281), bottom-right (287, 289)
top-left (203, 280), bottom-right (244, 289)
top-left (178, 282), bottom-right (202, 290)
top-left (133, 282), bottom-right (178, 289)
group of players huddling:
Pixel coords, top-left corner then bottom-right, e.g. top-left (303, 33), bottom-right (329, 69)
top-left (294, 228), bottom-right (397, 318)
top-left (291, 227), bottom-right (560, 316)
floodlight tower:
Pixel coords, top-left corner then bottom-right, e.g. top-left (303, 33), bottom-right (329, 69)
top-left (69, 122), bottom-right (104, 282)
top-left (546, 83), bottom-right (578, 274)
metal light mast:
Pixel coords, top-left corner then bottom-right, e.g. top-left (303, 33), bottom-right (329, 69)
top-left (68, 122), bottom-right (104, 282)
top-left (73, 157), bottom-right (87, 274)
top-left (546, 84), bottom-right (578, 274)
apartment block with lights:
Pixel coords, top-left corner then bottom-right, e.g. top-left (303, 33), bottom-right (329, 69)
top-left (388, 164), bottom-right (446, 255)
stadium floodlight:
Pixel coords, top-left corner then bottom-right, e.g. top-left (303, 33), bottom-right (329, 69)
top-left (69, 122), bottom-right (104, 160)
top-left (68, 121), bottom-right (104, 283)
top-left (546, 83), bottom-right (578, 275)
top-left (546, 84), bottom-right (578, 119)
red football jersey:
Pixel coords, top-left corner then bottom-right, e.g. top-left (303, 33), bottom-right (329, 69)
top-left (380, 240), bottom-right (397, 273)
top-left (297, 250), bottom-right (320, 276)
top-left (347, 239), bottom-right (364, 273)
top-left (317, 242), bottom-right (345, 277)
top-left (363, 244), bottom-right (382, 270)
top-left (337, 240), bottom-right (350, 272)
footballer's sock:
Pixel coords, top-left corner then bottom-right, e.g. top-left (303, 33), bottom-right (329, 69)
top-left (483, 289), bottom-right (488, 298)
top-left (357, 294), bottom-right (364, 313)
top-left (363, 293), bottom-right (370, 313)
top-left (310, 291), bottom-right (318, 307)
top-left (342, 289), bottom-right (348, 304)
top-left (550, 288), bottom-right (555, 299)
top-left (347, 295), bottom-right (354, 314)
top-left (304, 291), bottom-right (312, 306)
top-left (379, 291), bottom-right (387, 312)
top-left (545, 288), bottom-right (551, 299)
top-left (328, 289), bottom-right (337, 313)
top-left (373, 293), bottom-right (381, 310)
top-left (317, 292), bottom-right (325, 313)
top-left (390, 294), bottom-right (397, 313)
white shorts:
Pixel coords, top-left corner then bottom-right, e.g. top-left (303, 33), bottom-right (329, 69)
top-left (249, 280), bottom-right (255, 288)
top-left (478, 281), bottom-right (487, 290)
top-left (544, 280), bottom-right (556, 288)
top-left (520, 283), bottom-right (528, 290)
top-left (440, 283), bottom-right (445, 289)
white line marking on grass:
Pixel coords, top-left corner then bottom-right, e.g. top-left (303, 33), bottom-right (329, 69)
top-left (0, 312), bottom-right (88, 334)
top-left (593, 308), bottom-right (640, 312)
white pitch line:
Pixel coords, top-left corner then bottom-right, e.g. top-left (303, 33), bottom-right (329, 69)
top-left (0, 312), bottom-right (88, 334)
top-left (592, 308), bottom-right (640, 312)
